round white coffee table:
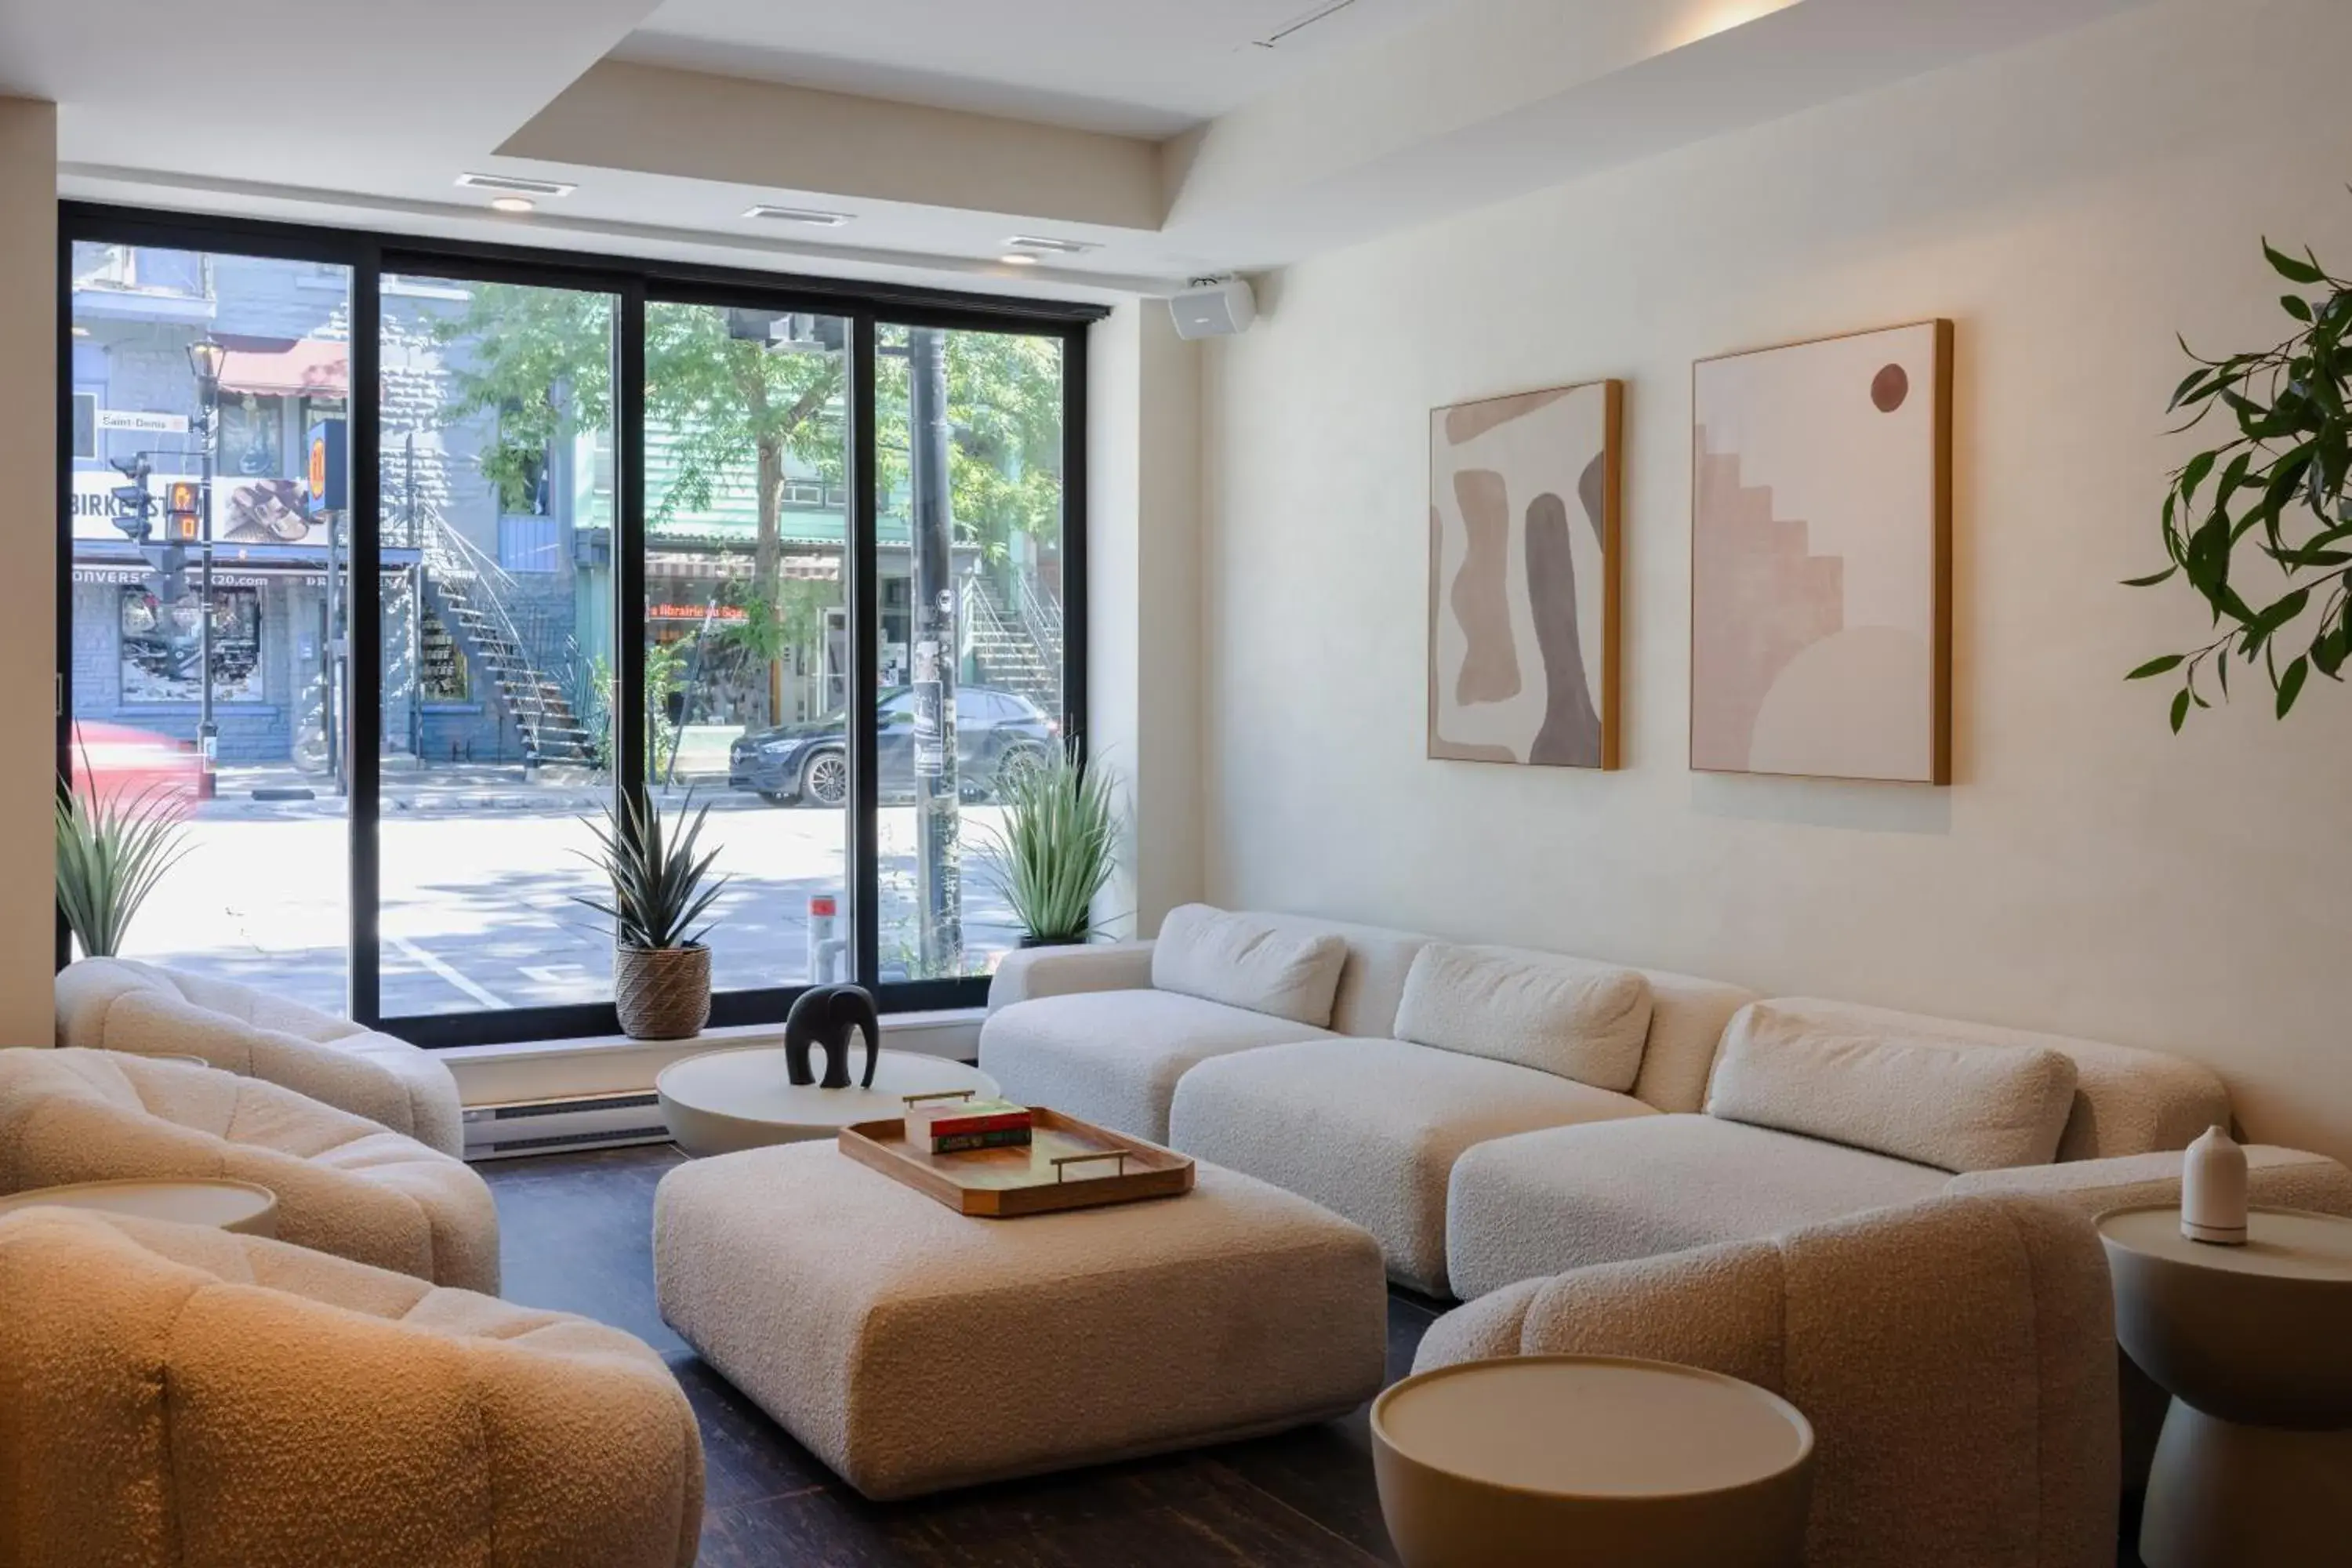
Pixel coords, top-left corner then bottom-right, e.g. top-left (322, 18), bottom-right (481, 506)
top-left (2099, 1204), bottom-right (2352, 1568)
top-left (657, 1047), bottom-right (1000, 1157)
top-left (1372, 1355), bottom-right (1814, 1568)
top-left (0, 1178), bottom-right (278, 1238)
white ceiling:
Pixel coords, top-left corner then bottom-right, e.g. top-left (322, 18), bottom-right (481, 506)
top-left (616, 0), bottom-right (1456, 137)
top-left (5, 0), bottom-right (2166, 298)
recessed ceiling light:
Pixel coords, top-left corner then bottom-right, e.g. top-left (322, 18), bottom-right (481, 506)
top-left (1004, 235), bottom-right (1101, 256)
top-left (490, 195), bottom-right (535, 214)
top-left (745, 205), bottom-right (855, 227)
top-left (999, 254), bottom-right (1040, 267)
top-left (456, 172), bottom-right (575, 198)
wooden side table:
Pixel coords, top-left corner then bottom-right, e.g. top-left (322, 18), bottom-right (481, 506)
top-left (0, 1178), bottom-right (278, 1238)
top-left (2098, 1204), bottom-right (2352, 1568)
top-left (1371, 1355), bottom-right (1814, 1568)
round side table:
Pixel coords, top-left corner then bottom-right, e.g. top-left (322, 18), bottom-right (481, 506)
top-left (1371, 1355), bottom-right (1814, 1568)
top-left (0, 1178), bottom-right (278, 1237)
top-left (2098, 1203), bottom-right (2352, 1568)
top-left (656, 1047), bottom-right (1000, 1157)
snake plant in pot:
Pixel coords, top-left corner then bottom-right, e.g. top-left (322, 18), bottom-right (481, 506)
top-left (574, 790), bottom-right (728, 1040)
top-left (55, 777), bottom-right (192, 960)
top-left (978, 740), bottom-right (1121, 948)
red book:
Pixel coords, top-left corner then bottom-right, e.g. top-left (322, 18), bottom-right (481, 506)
top-left (906, 1097), bottom-right (1033, 1142)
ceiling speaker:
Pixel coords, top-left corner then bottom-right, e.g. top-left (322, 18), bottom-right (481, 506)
top-left (1169, 277), bottom-right (1257, 340)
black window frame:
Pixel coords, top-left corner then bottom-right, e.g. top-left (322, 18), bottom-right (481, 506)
top-left (57, 201), bottom-right (1101, 1047)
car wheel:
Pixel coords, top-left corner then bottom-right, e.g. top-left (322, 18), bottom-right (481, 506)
top-left (993, 743), bottom-right (1049, 799)
top-left (800, 749), bottom-right (850, 808)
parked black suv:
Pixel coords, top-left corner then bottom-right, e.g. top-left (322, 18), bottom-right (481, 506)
top-left (728, 684), bottom-right (1058, 807)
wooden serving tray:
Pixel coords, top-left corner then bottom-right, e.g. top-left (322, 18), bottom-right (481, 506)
top-left (839, 1107), bottom-right (1196, 1218)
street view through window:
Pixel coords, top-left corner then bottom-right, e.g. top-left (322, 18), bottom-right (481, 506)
top-left (64, 240), bottom-right (1072, 1023)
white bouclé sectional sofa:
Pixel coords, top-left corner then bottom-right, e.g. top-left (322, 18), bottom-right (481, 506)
top-left (980, 905), bottom-right (2263, 1298)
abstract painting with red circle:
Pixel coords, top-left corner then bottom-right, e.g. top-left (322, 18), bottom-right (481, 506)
top-left (1690, 321), bottom-right (1953, 784)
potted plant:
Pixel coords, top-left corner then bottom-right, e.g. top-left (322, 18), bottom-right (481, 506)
top-left (55, 778), bottom-right (192, 960)
top-left (575, 790), bottom-right (728, 1040)
top-left (978, 740), bottom-right (1120, 948)
top-left (2131, 231), bottom-right (2352, 726)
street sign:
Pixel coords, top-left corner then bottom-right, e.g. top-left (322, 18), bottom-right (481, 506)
top-left (96, 409), bottom-right (190, 435)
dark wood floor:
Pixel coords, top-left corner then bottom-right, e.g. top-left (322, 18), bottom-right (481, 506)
top-left (483, 1144), bottom-right (1434, 1567)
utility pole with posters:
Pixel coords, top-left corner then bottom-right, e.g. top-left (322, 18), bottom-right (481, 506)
top-left (187, 337), bottom-right (227, 800)
top-left (907, 327), bottom-right (962, 978)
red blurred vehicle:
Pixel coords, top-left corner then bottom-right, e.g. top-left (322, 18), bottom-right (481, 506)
top-left (67, 721), bottom-right (202, 805)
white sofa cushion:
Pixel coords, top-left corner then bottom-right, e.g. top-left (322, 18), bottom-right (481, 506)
top-left (1728, 997), bottom-right (2229, 1163)
top-left (1444, 1114), bottom-right (1949, 1300)
top-left (978, 989), bottom-right (1332, 1143)
top-left (1707, 1000), bottom-right (2079, 1173)
top-left (1150, 905), bottom-right (1349, 1028)
top-left (1169, 1038), bottom-right (1657, 1295)
top-left (1393, 944), bottom-right (1653, 1092)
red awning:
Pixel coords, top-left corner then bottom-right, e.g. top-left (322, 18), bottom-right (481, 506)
top-left (218, 339), bottom-right (348, 399)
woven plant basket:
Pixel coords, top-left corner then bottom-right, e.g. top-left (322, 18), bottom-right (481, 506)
top-left (615, 942), bottom-right (712, 1041)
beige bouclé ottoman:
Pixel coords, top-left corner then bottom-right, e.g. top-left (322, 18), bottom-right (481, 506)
top-left (654, 1142), bottom-right (1388, 1500)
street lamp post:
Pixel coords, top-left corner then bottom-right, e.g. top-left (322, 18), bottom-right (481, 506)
top-left (187, 337), bottom-right (227, 800)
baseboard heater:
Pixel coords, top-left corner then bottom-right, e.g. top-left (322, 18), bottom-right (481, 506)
top-left (463, 1092), bottom-right (672, 1161)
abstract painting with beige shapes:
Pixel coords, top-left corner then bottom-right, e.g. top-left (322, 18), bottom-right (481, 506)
top-left (1428, 379), bottom-right (1621, 769)
top-left (1691, 321), bottom-right (1951, 783)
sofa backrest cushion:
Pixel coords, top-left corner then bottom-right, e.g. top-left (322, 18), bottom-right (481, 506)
top-left (1706, 1000), bottom-right (2080, 1173)
top-left (1716, 998), bottom-right (2231, 1163)
top-left (1627, 969), bottom-right (1761, 1114)
top-left (1393, 943), bottom-right (1653, 1091)
top-left (1152, 906), bottom-right (1350, 1028)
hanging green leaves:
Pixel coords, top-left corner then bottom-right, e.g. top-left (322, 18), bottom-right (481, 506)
top-left (2134, 227), bottom-right (2352, 726)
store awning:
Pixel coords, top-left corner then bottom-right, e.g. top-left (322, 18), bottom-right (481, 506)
top-left (219, 339), bottom-right (348, 399)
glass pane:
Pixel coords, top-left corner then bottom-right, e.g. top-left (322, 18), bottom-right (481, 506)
top-left (378, 275), bottom-right (618, 1015)
top-left (65, 248), bottom-right (352, 1011)
top-left (644, 303), bottom-right (854, 990)
top-left (875, 325), bottom-right (1067, 980)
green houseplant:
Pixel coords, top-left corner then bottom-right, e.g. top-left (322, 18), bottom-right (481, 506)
top-left (2131, 234), bottom-right (2352, 727)
top-left (978, 741), bottom-right (1120, 948)
top-left (574, 790), bottom-right (728, 1040)
top-left (55, 779), bottom-right (192, 960)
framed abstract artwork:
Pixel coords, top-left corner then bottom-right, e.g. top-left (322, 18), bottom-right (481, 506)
top-left (1428, 379), bottom-right (1622, 769)
top-left (1690, 321), bottom-right (1953, 784)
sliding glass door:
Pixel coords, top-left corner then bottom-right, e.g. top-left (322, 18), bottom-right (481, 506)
top-left (376, 272), bottom-right (621, 1018)
top-left (640, 302), bottom-right (855, 995)
top-left (874, 323), bottom-right (1068, 982)
top-left (58, 205), bottom-right (1094, 1047)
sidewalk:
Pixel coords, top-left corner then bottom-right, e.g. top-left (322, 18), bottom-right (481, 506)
top-left (200, 761), bottom-right (746, 820)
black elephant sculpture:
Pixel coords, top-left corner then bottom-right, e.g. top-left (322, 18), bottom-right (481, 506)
top-left (784, 984), bottom-right (881, 1090)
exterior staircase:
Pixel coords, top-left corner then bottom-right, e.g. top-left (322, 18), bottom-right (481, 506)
top-left (420, 521), bottom-right (598, 768)
top-left (962, 574), bottom-right (1061, 707)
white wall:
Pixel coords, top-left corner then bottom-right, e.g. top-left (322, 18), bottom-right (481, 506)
top-left (1089, 303), bottom-right (1204, 936)
top-left (1200, 0), bottom-right (2352, 1164)
top-left (0, 100), bottom-right (56, 1046)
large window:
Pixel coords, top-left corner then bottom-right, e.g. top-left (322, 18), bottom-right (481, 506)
top-left (58, 207), bottom-right (1094, 1044)
top-left (64, 241), bottom-right (354, 1014)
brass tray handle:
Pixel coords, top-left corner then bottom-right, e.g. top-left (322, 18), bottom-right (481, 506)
top-left (1051, 1150), bottom-right (1133, 1182)
top-left (901, 1090), bottom-right (979, 1107)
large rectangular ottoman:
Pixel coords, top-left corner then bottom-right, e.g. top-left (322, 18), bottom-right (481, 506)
top-left (654, 1142), bottom-right (1388, 1500)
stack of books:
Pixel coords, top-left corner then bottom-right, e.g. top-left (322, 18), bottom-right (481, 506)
top-left (904, 1097), bottom-right (1034, 1154)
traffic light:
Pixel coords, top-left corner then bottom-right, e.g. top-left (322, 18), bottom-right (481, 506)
top-left (108, 455), bottom-right (154, 543)
top-left (163, 481), bottom-right (201, 543)
top-left (140, 543), bottom-right (187, 604)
